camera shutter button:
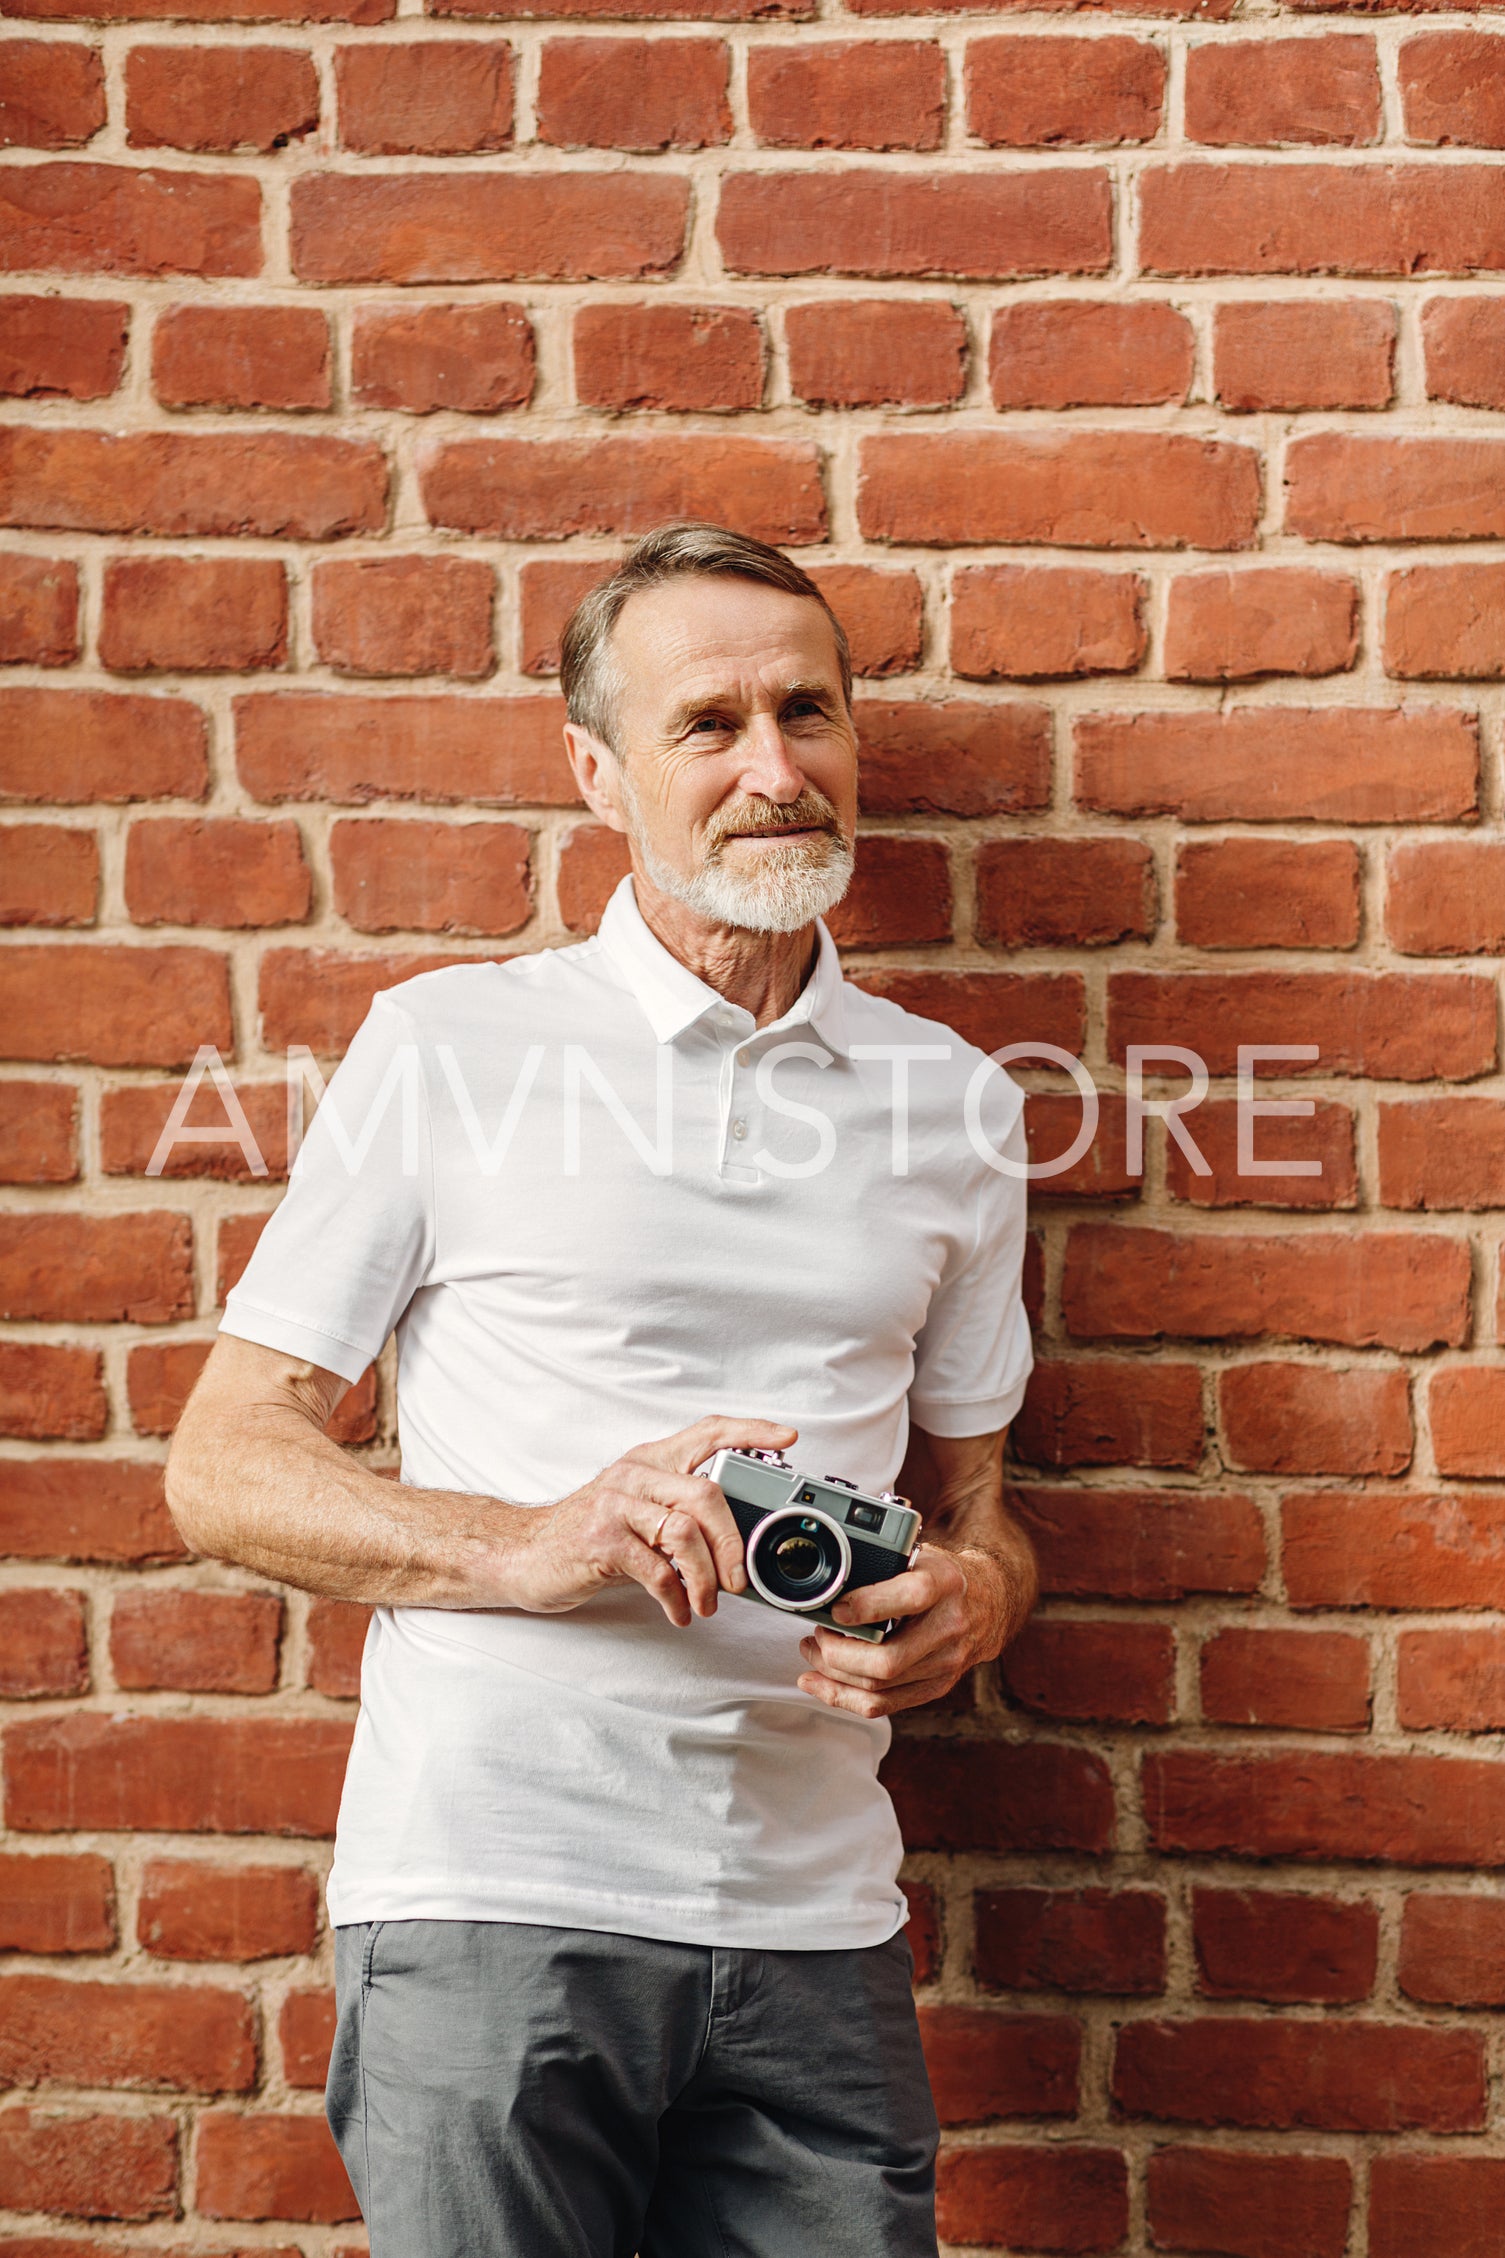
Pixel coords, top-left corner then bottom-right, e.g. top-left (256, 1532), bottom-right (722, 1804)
top-left (736, 1048), bottom-right (751, 1067)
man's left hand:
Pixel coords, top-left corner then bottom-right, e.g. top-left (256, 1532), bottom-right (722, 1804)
top-left (795, 1543), bottom-right (1024, 1718)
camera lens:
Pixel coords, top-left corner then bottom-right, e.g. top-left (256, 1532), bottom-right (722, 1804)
top-left (746, 1507), bottom-right (852, 1613)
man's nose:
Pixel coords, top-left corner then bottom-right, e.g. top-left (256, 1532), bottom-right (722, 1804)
top-left (737, 716), bottom-right (806, 803)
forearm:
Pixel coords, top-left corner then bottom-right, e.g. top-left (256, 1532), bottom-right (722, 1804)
top-left (901, 1424), bottom-right (1039, 1659)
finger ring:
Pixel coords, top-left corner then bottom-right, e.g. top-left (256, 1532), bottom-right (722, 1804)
top-left (652, 1511), bottom-right (672, 1551)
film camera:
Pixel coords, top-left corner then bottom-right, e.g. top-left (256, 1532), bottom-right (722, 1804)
top-left (701, 1448), bottom-right (922, 1645)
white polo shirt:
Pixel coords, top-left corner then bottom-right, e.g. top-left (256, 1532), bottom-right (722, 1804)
top-left (221, 876), bottom-right (1033, 1948)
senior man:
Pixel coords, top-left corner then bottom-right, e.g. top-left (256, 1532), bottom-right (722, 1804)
top-left (167, 521), bottom-right (1038, 2258)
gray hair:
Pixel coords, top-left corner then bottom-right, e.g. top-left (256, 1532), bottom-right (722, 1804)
top-left (559, 521), bottom-right (853, 753)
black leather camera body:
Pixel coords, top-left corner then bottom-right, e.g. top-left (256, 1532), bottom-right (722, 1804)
top-left (702, 1447), bottom-right (922, 1645)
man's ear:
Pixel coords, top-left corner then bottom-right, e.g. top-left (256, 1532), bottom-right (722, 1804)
top-left (563, 723), bottom-right (630, 836)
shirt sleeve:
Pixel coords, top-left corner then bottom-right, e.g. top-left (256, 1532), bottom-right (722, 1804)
top-left (219, 993), bottom-right (435, 1384)
top-left (907, 1063), bottom-right (1033, 1438)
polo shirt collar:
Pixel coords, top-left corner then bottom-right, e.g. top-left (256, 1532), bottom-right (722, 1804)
top-left (596, 874), bottom-right (850, 1058)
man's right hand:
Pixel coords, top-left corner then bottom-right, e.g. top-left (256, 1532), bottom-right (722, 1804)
top-left (506, 1415), bottom-right (798, 1627)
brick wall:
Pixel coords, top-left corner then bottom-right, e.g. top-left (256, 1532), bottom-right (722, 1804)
top-left (2, 0), bottom-right (1504, 2244)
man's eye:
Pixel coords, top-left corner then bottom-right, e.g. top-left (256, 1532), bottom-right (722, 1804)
top-left (689, 715), bottom-right (728, 734)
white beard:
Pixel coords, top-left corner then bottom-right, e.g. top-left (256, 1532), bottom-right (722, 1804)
top-left (618, 779), bottom-right (855, 936)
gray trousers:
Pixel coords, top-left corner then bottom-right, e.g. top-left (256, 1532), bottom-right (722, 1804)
top-left (327, 1918), bottom-right (939, 2258)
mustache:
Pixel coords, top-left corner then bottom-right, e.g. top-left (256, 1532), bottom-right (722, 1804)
top-left (705, 790), bottom-right (845, 855)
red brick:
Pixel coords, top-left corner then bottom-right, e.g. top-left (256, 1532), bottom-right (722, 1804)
top-left (785, 297), bottom-right (963, 407)
top-left (1013, 1359), bottom-right (1204, 1470)
top-left (854, 968), bottom-right (1085, 1057)
top-left (110, 1589), bottom-right (281, 1695)
top-left (0, 428), bottom-right (385, 539)
top-left (1021, 1091), bottom-right (1140, 1202)
top-left (103, 1074), bottom-right (288, 1183)
top-left (0, 823), bottom-right (97, 926)
top-left (538, 37), bottom-right (727, 149)
top-left (436, 0), bottom-right (803, 16)
top-left (1146, 2149), bottom-right (1352, 2258)
top-left (1288, 434), bottom-right (1505, 541)
top-left (125, 815), bottom-right (310, 929)
top-left (1186, 34), bottom-right (1379, 145)
top-left (1431, 1366), bottom-right (1505, 1477)
top-left (556, 821), bottom-right (629, 934)
top-left (1371, 2156), bottom-right (1505, 2258)
top-left (855, 700), bottom-right (1051, 816)
top-left (1164, 567), bottom-right (1357, 683)
top-left (1176, 838), bottom-right (1360, 950)
top-left (281, 1988), bottom-right (335, 2088)
top-left (351, 301), bottom-right (532, 415)
top-left (101, 555), bottom-right (287, 674)
top-left (1401, 32), bottom-right (1505, 145)
top-left (0, 687), bottom-right (206, 803)
top-left (138, 1857), bottom-right (318, 1962)
top-left (0, 1081), bottom-right (78, 1183)
top-left (719, 167), bottom-right (1110, 279)
top-left (262, 948), bottom-right (473, 1053)
top-left (126, 43), bottom-right (317, 150)
top-left (0, 2108), bottom-right (177, 2221)
top-left (0, 293), bottom-right (126, 398)
top-left (0, 1346), bottom-right (107, 1441)
top-left (0, 554), bottom-right (78, 666)
top-left (0, 1458), bottom-right (180, 1561)
top-left (0, 1973), bottom-right (255, 2094)
top-left (1108, 967), bottom-right (1495, 1080)
top-left (1220, 1360), bottom-right (1411, 1476)
top-left (574, 303), bottom-right (763, 411)
top-left (1213, 296), bottom-right (1395, 410)
top-left (1079, 707), bottom-right (1473, 823)
top-left (5, 1714), bottom-right (352, 1835)
top-left (307, 1598), bottom-right (371, 1697)
top-left (294, 171), bottom-right (687, 285)
top-left (421, 436), bottom-right (824, 545)
top-left (337, 38), bottom-right (511, 152)
top-left (989, 300), bottom-right (1191, 411)
top-left (518, 561), bottom-right (610, 675)
top-left (331, 816), bottom-right (532, 937)
top-left (0, 38), bottom-right (105, 147)
top-left (1200, 1626), bottom-right (1370, 1733)
top-left (883, 1738), bottom-right (1113, 1853)
top-left (859, 432), bottom-right (1259, 547)
top-left (1063, 1223), bottom-right (1468, 1353)
top-left (0, 1589), bottom-right (87, 1698)
top-left (1398, 1626), bottom-right (1505, 1730)
top-left (937, 2146), bottom-right (1129, 2255)
top-left (1142, 162), bottom-right (1505, 276)
top-left (196, 2113), bottom-right (357, 2224)
top-left (237, 690), bottom-right (574, 809)
top-left (967, 34), bottom-right (1163, 144)
top-left (1011, 1486), bottom-right (1263, 1601)
top-left (1114, 2016), bottom-right (1483, 2133)
top-left (1284, 1489), bottom-right (1505, 1610)
top-left (12, 0), bottom-right (388, 16)
top-left (1388, 838), bottom-right (1505, 953)
top-left (1192, 1885), bottom-right (1376, 2003)
top-left (1379, 1097), bottom-right (1505, 1209)
top-left (0, 159), bottom-right (260, 276)
top-left (953, 564), bottom-right (1144, 679)
top-left (1423, 294), bottom-right (1505, 408)
top-left (749, 40), bottom-right (943, 148)
top-left (0, 1852), bottom-right (114, 1954)
top-left (216, 1211), bottom-right (268, 1301)
top-left (152, 303), bottom-right (330, 412)
top-left (1166, 1098), bottom-right (1358, 1211)
top-left (1002, 1618), bottom-right (1174, 1724)
top-left (1399, 1894), bottom-right (1505, 2006)
top-left (977, 837), bottom-right (1153, 948)
top-left (974, 1886), bottom-right (1165, 1996)
top-left (825, 835), bottom-right (951, 948)
top-left (918, 2005), bottom-right (1078, 2124)
top-left (1147, 1746), bottom-right (1505, 1865)
top-left (1387, 560), bottom-right (1505, 678)
top-left (0, 1211), bottom-right (191, 1323)
top-left (810, 565), bottom-right (922, 676)
top-left (312, 555), bottom-right (494, 680)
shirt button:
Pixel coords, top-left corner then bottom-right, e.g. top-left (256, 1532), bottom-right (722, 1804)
top-left (732, 1118), bottom-right (747, 1140)
top-left (737, 1048), bottom-right (751, 1068)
